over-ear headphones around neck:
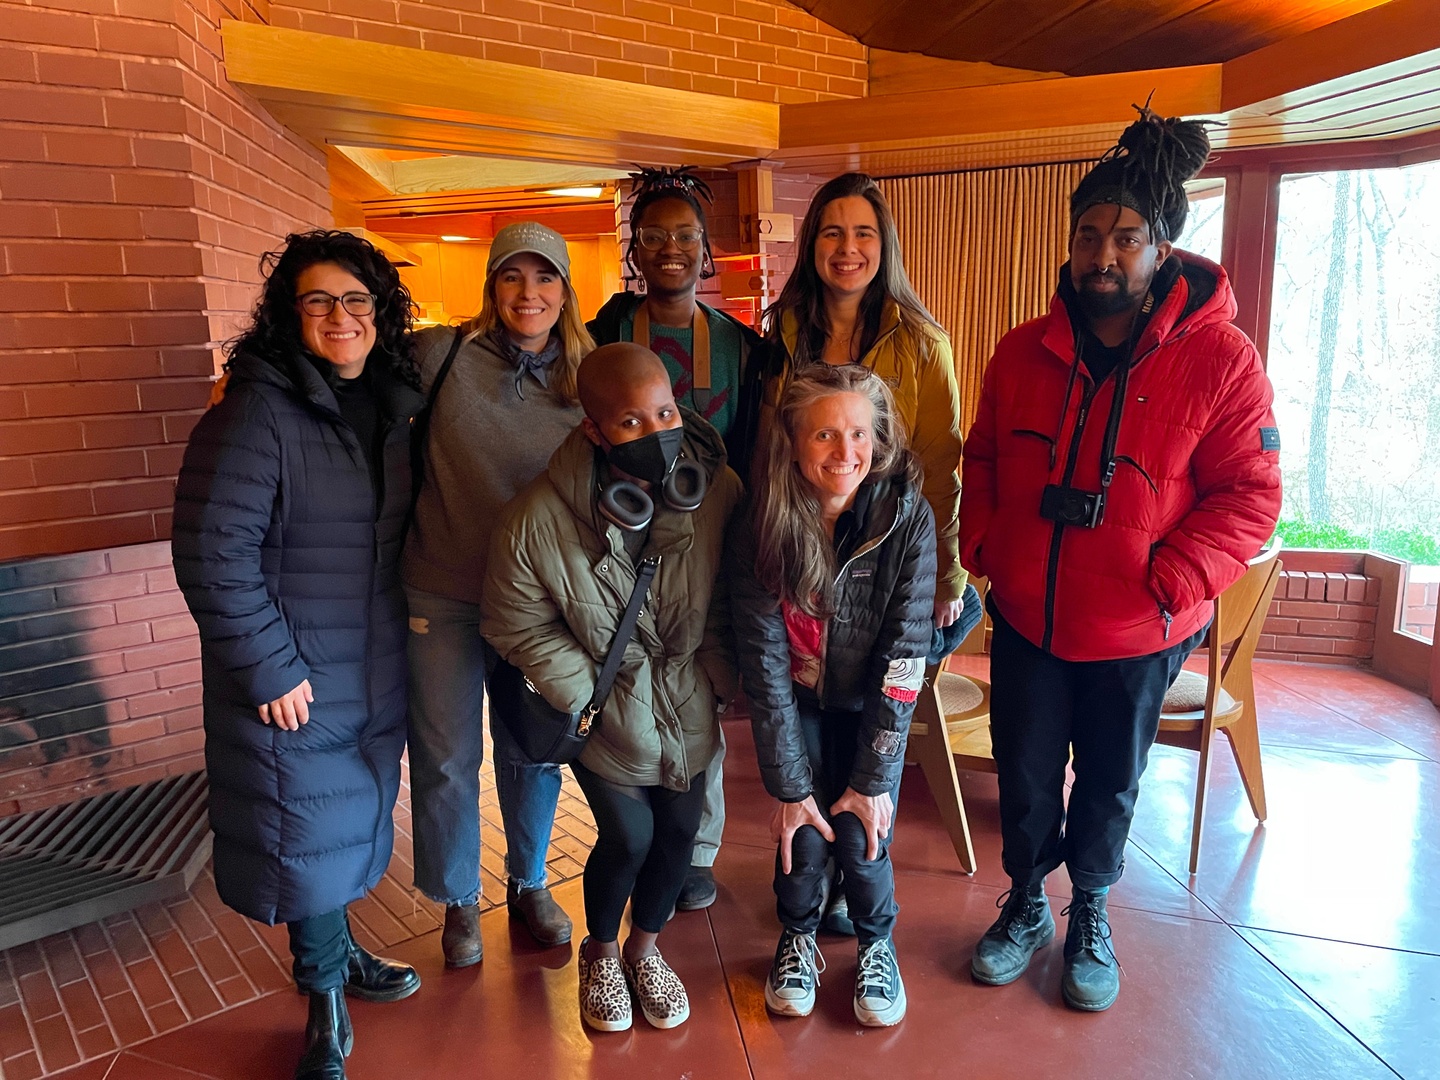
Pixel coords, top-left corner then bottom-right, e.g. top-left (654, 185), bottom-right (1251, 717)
top-left (598, 456), bottom-right (708, 532)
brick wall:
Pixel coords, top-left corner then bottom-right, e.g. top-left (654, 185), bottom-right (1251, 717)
top-left (1258, 553), bottom-right (1380, 665)
top-left (269, 0), bottom-right (868, 103)
top-left (0, 0), bottom-right (331, 563)
top-left (1402, 576), bottom-right (1438, 639)
top-left (0, 542), bottom-right (201, 816)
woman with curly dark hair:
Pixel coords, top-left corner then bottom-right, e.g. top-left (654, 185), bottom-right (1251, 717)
top-left (172, 230), bottom-right (424, 1080)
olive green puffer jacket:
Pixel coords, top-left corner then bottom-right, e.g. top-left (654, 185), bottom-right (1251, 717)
top-left (480, 412), bottom-right (743, 791)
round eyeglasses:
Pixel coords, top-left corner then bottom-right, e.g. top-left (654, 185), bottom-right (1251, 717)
top-left (635, 226), bottom-right (704, 251)
top-left (297, 291), bottom-right (377, 317)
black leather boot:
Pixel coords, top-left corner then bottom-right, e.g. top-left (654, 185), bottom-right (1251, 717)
top-left (344, 937), bottom-right (421, 1003)
top-left (295, 987), bottom-right (351, 1080)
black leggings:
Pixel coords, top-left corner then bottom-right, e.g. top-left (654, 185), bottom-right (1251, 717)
top-left (572, 762), bottom-right (707, 941)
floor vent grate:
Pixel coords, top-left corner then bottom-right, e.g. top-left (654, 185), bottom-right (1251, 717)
top-left (0, 771), bottom-right (211, 950)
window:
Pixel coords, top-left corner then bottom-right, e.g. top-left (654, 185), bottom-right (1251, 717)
top-left (1267, 160), bottom-right (1440, 641)
top-left (1182, 178), bottom-right (1225, 264)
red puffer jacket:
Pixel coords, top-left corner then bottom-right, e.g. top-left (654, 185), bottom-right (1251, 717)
top-left (959, 253), bottom-right (1281, 662)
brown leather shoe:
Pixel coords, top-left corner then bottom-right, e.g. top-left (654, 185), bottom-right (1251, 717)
top-left (507, 882), bottom-right (572, 947)
top-left (442, 903), bottom-right (482, 968)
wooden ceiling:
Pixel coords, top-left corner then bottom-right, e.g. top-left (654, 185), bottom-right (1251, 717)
top-left (793, 0), bottom-right (1395, 77)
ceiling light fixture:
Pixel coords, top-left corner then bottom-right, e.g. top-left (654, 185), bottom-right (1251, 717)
top-left (440, 235), bottom-right (473, 242)
top-left (541, 186), bottom-right (605, 199)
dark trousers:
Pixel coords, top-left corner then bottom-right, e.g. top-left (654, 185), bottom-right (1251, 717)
top-left (773, 700), bottom-right (900, 947)
top-left (988, 606), bottom-right (1203, 892)
top-left (288, 907), bottom-right (350, 993)
top-left (572, 762), bottom-right (707, 941)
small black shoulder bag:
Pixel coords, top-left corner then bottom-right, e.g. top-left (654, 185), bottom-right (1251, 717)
top-left (490, 557), bottom-right (659, 765)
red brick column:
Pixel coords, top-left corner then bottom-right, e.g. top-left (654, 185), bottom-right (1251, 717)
top-left (1, 0), bottom-right (330, 562)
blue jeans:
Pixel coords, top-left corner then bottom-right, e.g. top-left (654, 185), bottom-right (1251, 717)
top-left (405, 586), bottom-right (562, 905)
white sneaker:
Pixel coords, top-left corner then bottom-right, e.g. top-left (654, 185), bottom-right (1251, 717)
top-left (765, 929), bottom-right (825, 1017)
top-left (854, 938), bottom-right (906, 1027)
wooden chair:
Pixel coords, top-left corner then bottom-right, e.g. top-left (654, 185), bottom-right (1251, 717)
top-left (907, 577), bottom-right (994, 874)
top-left (1156, 542), bottom-right (1283, 875)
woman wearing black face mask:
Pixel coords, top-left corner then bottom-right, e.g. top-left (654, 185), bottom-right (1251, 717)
top-left (481, 343), bottom-right (743, 1033)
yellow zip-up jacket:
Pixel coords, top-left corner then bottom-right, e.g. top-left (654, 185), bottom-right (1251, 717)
top-left (769, 303), bottom-right (966, 606)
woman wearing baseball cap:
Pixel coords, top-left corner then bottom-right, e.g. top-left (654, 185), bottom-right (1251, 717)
top-left (403, 221), bottom-right (595, 966)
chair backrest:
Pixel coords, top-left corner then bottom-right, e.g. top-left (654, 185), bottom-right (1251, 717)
top-left (1215, 540), bottom-right (1283, 649)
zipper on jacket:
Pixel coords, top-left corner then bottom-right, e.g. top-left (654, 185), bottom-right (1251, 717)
top-left (818, 499), bottom-right (904, 700)
top-left (1038, 329), bottom-right (1184, 653)
top-left (1041, 392), bottom-right (1093, 652)
top-left (1161, 607), bottom-right (1173, 641)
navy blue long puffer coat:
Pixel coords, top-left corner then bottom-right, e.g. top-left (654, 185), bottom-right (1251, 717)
top-left (172, 350), bottom-right (422, 925)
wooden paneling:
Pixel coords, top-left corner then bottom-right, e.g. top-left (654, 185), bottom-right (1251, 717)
top-left (221, 21), bottom-right (780, 168)
top-left (878, 164), bottom-right (1089, 432)
top-left (780, 0), bottom-right (1440, 177)
top-left (793, 0), bottom-right (1393, 77)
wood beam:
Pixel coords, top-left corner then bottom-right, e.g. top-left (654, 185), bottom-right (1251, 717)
top-left (221, 21), bottom-right (779, 168)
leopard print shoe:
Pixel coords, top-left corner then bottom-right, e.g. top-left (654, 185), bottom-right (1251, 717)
top-left (579, 938), bottom-right (633, 1032)
top-left (623, 951), bottom-right (690, 1029)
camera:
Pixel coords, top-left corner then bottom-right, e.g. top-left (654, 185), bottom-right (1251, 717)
top-left (1040, 484), bottom-right (1106, 529)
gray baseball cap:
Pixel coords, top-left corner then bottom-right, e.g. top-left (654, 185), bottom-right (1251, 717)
top-left (486, 221), bottom-right (571, 280)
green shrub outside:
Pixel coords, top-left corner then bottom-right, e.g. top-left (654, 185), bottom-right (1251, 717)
top-left (1274, 520), bottom-right (1440, 565)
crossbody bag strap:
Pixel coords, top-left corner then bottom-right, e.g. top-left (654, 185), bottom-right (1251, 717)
top-left (582, 556), bottom-right (659, 723)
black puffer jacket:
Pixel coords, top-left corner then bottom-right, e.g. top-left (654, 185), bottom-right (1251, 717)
top-left (172, 350), bottom-right (422, 925)
top-left (728, 470), bottom-right (937, 802)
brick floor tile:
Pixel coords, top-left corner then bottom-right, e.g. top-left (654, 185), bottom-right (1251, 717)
top-left (0, 970), bottom-right (18, 1009)
top-left (145, 1000), bottom-right (187, 1035)
top-left (0, 1002), bottom-right (35, 1059)
top-left (212, 976), bottom-right (256, 1009)
top-left (32, 1013), bottom-right (80, 1073)
top-left (17, 971), bottom-right (61, 1020)
top-left (236, 947), bottom-right (289, 995)
top-left (85, 951), bottom-right (130, 1001)
top-left (168, 969), bottom-right (222, 1021)
top-left (103, 919), bottom-right (151, 966)
top-left (39, 935), bottom-right (86, 987)
top-left (161, 898), bottom-right (215, 944)
top-left (132, 904), bottom-right (174, 943)
top-left (123, 958), bottom-right (175, 1012)
top-left (211, 910), bottom-right (264, 956)
top-left (74, 1021), bottom-right (117, 1060)
top-left (72, 925), bottom-right (110, 958)
top-left (57, 978), bottom-right (106, 1034)
top-left (149, 932), bottom-right (198, 979)
top-left (1, 1050), bottom-right (42, 1080)
top-left (190, 935), bottom-right (241, 986)
top-left (98, 991), bottom-right (152, 1046)
top-left (7, 943), bottom-right (44, 978)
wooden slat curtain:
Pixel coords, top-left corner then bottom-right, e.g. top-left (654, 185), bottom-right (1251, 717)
top-left (880, 163), bottom-right (1090, 433)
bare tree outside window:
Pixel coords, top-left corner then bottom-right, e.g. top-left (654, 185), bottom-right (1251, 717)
top-left (1268, 161), bottom-right (1440, 641)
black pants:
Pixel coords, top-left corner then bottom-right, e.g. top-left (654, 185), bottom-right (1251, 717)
top-left (288, 907), bottom-right (349, 993)
top-left (988, 605), bottom-right (1203, 892)
top-left (773, 700), bottom-right (900, 947)
top-left (572, 762), bottom-right (707, 941)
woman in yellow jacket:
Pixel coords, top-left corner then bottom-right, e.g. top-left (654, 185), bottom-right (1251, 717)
top-left (764, 172), bottom-right (965, 630)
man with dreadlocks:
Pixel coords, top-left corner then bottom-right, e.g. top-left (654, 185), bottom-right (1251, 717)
top-left (588, 167), bottom-right (772, 913)
top-left (958, 107), bottom-right (1281, 1011)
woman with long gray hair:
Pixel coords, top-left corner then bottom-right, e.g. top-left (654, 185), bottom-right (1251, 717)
top-left (728, 364), bottom-right (936, 1028)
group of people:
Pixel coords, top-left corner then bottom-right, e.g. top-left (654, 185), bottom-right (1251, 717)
top-left (171, 108), bottom-right (1281, 1080)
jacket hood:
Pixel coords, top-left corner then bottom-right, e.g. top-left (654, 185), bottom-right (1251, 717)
top-left (226, 350), bottom-right (423, 423)
top-left (1043, 249), bottom-right (1235, 367)
top-left (545, 407), bottom-right (730, 544)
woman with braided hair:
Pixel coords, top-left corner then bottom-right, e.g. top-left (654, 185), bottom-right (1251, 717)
top-left (588, 166), bottom-right (774, 911)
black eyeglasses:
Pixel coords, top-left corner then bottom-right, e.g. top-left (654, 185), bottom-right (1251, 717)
top-left (297, 291), bottom-right (377, 317)
top-left (635, 226), bottom-right (704, 251)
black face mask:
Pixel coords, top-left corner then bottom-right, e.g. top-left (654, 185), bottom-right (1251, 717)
top-left (604, 426), bottom-right (684, 486)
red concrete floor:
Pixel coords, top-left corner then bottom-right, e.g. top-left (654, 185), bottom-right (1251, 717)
top-left (6, 660), bottom-right (1438, 1080)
